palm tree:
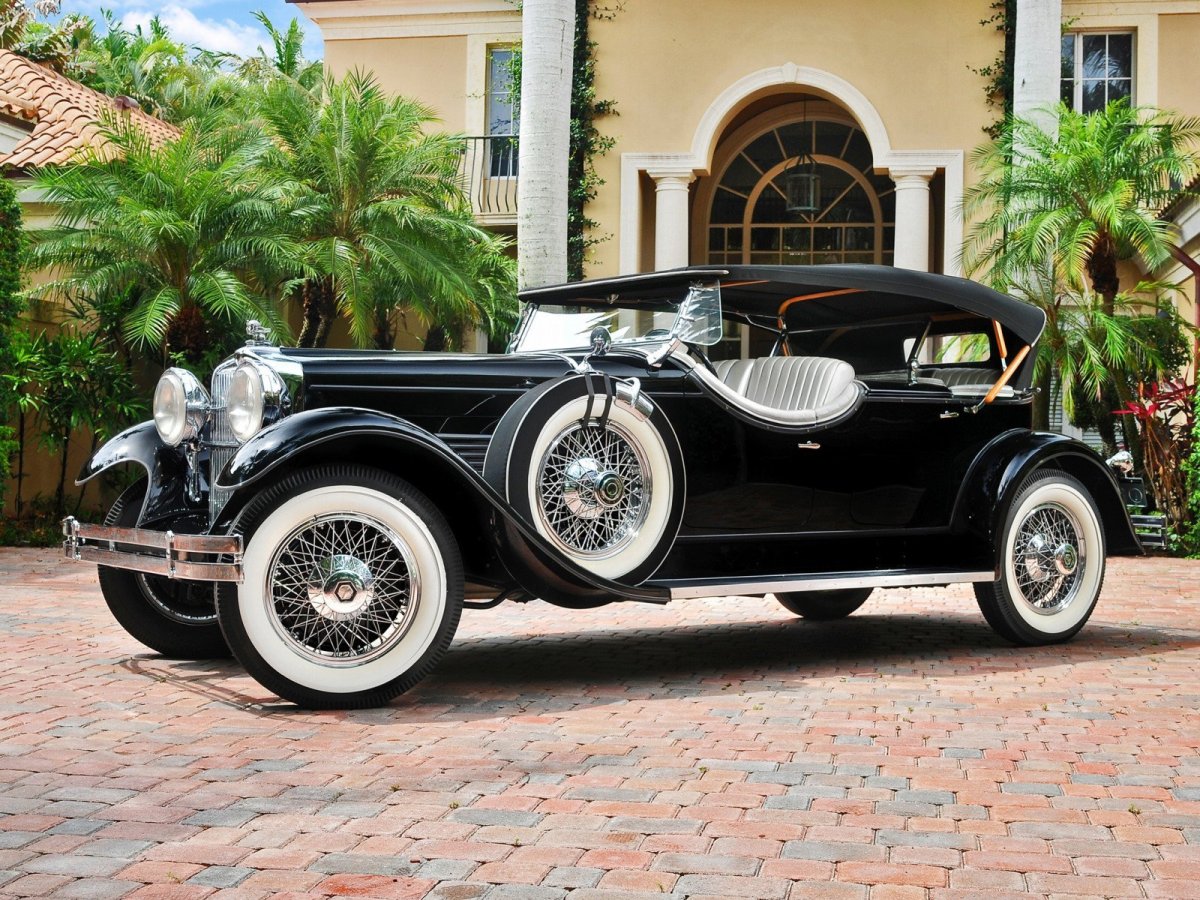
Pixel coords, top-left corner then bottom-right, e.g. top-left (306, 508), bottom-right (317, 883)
top-left (240, 11), bottom-right (322, 91)
top-left (963, 100), bottom-right (1200, 458)
top-left (256, 71), bottom-right (516, 349)
top-left (964, 101), bottom-right (1200, 311)
top-left (516, 0), bottom-right (574, 289)
top-left (26, 119), bottom-right (299, 362)
top-left (1012, 264), bottom-right (1186, 446)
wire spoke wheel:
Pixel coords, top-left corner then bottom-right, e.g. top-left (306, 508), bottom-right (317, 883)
top-left (1012, 502), bottom-right (1083, 616)
top-left (97, 478), bottom-right (228, 659)
top-left (266, 513), bottom-right (419, 667)
top-left (975, 470), bottom-right (1105, 647)
top-left (218, 466), bottom-right (463, 708)
top-left (135, 575), bottom-right (218, 625)
top-left (536, 421), bottom-right (651, 560)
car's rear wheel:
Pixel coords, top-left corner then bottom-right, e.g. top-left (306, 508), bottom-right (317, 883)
top-left (774, 588), bottom-right (872, 620)
top-left (484, 375), bottom-right (685, 590)
top-left (97, 479), bottom-right (228, 658)
top-left (216, 465), bottom-right (463, 708)
top-left (974, 470), bottom-right (1105, 645)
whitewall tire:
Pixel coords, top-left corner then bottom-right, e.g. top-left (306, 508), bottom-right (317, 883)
top-left (484, 375), bottom-right (685, 587)
top-left (216, 466), bottom-right (463, 708)
top-left (98, 479), bottom-right (229, 659)
top-left (974, 470), bottom-right (1105, 645)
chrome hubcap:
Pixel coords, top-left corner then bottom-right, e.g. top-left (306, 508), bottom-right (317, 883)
top-left (307, 555), bottom-right (375, 619)
top-left (563, 459), bottom-right (626, 518)
top-left (537, 421), bottom-right (650, 559)
top-left (267, 514), bottom-right (419, 667)
top-left (1012, 502), bottom-right (1085, 615)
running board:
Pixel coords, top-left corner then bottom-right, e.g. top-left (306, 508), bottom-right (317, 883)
top-left (649, 569), bottom-right (996, 600)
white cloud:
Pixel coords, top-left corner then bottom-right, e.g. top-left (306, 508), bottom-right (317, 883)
top-left (120, 5), bottom-right (267, 58)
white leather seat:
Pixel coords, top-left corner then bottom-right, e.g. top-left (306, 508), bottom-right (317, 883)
top-left (684, 355), bottom-right (862, 427)
top-left (919, 366), bottom-right (1000, 387)
top-left (919, 366), bottom-right (1014, 399)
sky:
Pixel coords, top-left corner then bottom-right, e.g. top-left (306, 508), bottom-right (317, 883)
top-left (56, 0), bottom-right (324, 61)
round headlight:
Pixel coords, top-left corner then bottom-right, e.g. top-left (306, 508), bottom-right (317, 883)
top-left (153, 368), bottom-right (207, 446)
top-left (228, 364), bottom-right (265, 443)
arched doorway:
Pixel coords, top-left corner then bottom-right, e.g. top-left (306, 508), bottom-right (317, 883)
top-left (702, 103), bottom-right (896, 268)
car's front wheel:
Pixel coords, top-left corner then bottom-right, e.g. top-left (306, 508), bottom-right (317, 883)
top-left (97, 479), bottom-right (228, 659)
top-left (974, 470), bottom-right (1105, 645)
top-left (216, 465), bottom-right (463, 708)
top-left (774, 588), bottom-right (872, 620)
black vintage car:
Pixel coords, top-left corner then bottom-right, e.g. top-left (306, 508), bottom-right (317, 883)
top-left (64, 265), bottom-right (1142, 707)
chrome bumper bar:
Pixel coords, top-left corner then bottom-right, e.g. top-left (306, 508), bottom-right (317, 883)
top-left (62, 518), bottom-right (244, 583)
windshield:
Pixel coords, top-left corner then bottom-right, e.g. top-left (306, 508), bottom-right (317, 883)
top-left (512, 282), bottom-right (723, 353)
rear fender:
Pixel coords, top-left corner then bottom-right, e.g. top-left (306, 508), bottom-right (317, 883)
top-left (954, 430), bottom-right (1142, 557)
top-left (213, 407), bottom-right (670, 603)
top-left (75, 421), bottom-right (196, 526)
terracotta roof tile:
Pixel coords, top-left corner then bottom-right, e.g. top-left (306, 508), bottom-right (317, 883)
top-left (0, 88), bottom-right (36, 124)
top-left (0, 49), bottom-right (178, 170)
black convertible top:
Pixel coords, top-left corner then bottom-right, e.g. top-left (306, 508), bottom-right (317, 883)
top-left (519, 264), bottom-right (1047, 346)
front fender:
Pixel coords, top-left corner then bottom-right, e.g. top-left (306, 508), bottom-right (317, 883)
top-left (214, 407), bottom-right (671, 604)
top-left (954, 429), bottom-right (1142, 556)
top-left (76, 421), bottom-right (195, 525)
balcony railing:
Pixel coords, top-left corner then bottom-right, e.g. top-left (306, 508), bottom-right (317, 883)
top-left (458, 135), bottom-right (518, 218)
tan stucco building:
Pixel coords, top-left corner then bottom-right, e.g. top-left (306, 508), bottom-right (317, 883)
top-left (292, 0), bottom-right (1200, 334)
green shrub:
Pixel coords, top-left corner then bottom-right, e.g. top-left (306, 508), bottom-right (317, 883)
top-left (0, 177), bottom-right (24, 511)
top-left (1184, 389), bottom-right (1200, 556)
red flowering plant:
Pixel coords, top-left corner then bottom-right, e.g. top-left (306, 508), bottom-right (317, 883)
top-left (1116, 378), bottom-right (1195, 535)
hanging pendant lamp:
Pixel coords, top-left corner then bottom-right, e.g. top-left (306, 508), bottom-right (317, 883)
top-left (785, 99), bottom-right (821, 215)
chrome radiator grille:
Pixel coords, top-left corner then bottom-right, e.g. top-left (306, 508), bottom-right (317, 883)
top-left (208, 362), bottom-right (238, 524)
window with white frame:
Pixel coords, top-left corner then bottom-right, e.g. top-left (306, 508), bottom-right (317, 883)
top-left (486, 46), bottom-right (518, 176)
top-left (1061, 32), bottom-right (1134, 113)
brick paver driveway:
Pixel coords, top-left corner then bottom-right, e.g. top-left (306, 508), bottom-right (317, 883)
top-left (1, 549), bottom-right (1199, 900)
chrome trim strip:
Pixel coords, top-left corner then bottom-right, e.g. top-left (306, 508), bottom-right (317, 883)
top-left (658, 569), bottom-right (996, 600)
top-left (62, 518), bottom-right (243, 583)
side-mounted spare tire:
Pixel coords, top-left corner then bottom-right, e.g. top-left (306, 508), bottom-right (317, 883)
top-left (483, 374), bottom-right (685, 595)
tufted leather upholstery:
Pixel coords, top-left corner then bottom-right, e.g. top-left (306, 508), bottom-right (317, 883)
top-left (689, 355), bottom-right (861, 426)
top-left (919, 366), bottom-right (1000, 387)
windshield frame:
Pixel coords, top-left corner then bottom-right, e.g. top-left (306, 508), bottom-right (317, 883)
top-left (508, 281), bottom-right (723, 354)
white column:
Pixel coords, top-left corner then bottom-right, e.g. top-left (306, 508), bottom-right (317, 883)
top-left (1013, 0), bottom-right (1063, 134)
top-left (891, 167), bottom-right (935, 272)
top-left (647, 166), bottom-right (696, 270)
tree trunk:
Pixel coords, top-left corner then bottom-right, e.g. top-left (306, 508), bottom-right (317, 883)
top-left (517, 0), bottom-right (574, 289)
top-left (15, 408), bottom-right (24, 520)
top-left (55, 432), bottom-right (69, 519)
top-left (1032, 362), bottom-right (1052, 431)
top-left (424, 325), bottom-right (448, 352)
top-left (1085, 242), bottom-right (1144, 468)
top-left (298, 277), bottom-right (337, 349)
top-left (1087, 236), bottom-right (1121, 316)
top-left (373, 309), bottom-right (395, 351)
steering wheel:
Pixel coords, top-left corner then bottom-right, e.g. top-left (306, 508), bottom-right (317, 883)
top-left (645, 328), bottom-right (671, 340)
top-left (685, 342), bottom-right (719, 376)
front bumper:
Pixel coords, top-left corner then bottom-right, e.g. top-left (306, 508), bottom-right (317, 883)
top-left (62, 518), bottom-right (244, 583)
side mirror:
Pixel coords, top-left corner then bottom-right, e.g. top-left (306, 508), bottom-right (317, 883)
top-left (589, 326), bottom-right (611, 358)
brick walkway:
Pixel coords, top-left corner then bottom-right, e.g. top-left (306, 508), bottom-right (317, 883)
top-left (1, 548), bottom-right (1199, 899)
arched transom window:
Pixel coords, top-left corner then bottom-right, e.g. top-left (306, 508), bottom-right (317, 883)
top-left (707, 119), bottom-right (896, 267)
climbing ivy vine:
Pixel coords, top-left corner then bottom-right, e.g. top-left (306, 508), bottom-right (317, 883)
top-left (969, 0), bottom-right (1017, 136)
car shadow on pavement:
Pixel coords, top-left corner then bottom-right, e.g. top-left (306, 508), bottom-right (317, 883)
top-left (147, 609), bottom-right (1200, 718)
